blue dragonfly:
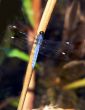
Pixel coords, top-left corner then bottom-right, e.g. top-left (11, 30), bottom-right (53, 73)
top-left (9, 25), bottom-right (73, 60)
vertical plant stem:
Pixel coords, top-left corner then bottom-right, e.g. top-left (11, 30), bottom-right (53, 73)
top-left (22, 71), bottom-right (35, 110)
top-left (23, 0), bottom-right (42, 109)
top-left (18, 0), bottom-right (57, 110)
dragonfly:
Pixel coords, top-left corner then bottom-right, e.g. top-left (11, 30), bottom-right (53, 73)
top-left (8, 25), bottom-right (73, 59)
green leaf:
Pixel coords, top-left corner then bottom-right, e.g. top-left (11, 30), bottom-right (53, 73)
top-left (9, 98), bottom-right (19, 107)
top-left (0, 47), bottom-right (40, 69)
top-left (0, 47), bottom-right (29, 62)
top-left (63, 78), bottom-right (85, 90)
top-left (7, 49), bottom-right (29, 62)
top-left (7, 48), bottom-right (40, 69)
top-left (22, 0), bottom-right (34, 27)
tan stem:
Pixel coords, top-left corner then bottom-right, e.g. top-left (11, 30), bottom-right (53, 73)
top-left (21, 1), bottom-right (42, 110)
top-left (22, 71), bottom-right (35, 110)
top-left (37, 0), bottom-right (57, 34)
top-left (17, 0), bottom-right (57, 110)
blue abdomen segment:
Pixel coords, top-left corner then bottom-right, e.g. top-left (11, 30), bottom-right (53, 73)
top-left (32, 32), bottom-right (43, 69)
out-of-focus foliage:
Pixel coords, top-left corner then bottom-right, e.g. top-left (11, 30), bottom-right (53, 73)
top-left (0, 26), bottom-right (14, 64)
top-left (0, 47), bottom-right (40, 69)
top-left (7, 49), bottom-right (29, 62)
top-left (22, 0), bottom-right (34, 27)
top-left (7, 48), bottom-right (40, 69)
top-left (63, 78), bottom-right (85, 90)
top-left (9, 98), bottom-right (19, 107)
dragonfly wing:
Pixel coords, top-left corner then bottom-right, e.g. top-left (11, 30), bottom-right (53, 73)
top-left (39, 40), bottom-right (61, 57)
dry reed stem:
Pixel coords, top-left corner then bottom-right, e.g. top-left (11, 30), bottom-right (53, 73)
top-left (18, 0), bottom-right (57, 110)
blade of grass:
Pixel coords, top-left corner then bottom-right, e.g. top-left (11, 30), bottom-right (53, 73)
top-left (7, 48), bottom-right (39, 69)
top-left (63, 78), bottom-right (85, 90)
top-left (9, 98), bottom-right (19, 107)
top-left (0, 47), bottom-right (29, 62)
top-left (22, 0), bottom-right (34, 27)
top-left (0, 47), bottom-right (40, 69)
top-left (7, 49), bottom-right (29, 62)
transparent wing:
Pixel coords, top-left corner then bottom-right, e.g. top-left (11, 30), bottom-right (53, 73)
top-left (8, 26), bottom-right (71, 58)
top-left (39, 40), bottom-right (61, 57)
top-left (10, 35), bottom-right (61, 57)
